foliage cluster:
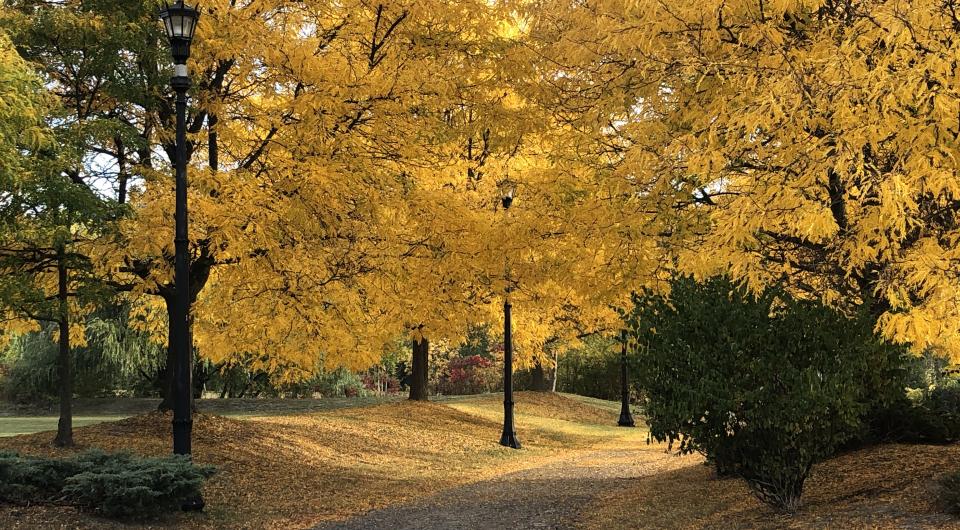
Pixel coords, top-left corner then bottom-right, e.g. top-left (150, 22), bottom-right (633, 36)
top-left (209, 365), bottom-right (371, 399)
top-left (0, 450), bottom-right (214, 519)
top-left (882, 386), bottom-right (960, 444)
top-left (626, 277), bottom-right (909, 512)
top-left (436, 355), bottom-right (500, 395)
top-left (1, 309), bottom-right (165, 402)
top-left (552, 335), bottom-right (625, 401)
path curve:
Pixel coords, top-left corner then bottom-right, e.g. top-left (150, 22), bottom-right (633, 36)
top-left (314, 446), bottom-right (676, 530)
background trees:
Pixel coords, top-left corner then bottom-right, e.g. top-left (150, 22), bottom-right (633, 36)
top-left (0, 29), bottom-right (121, 445)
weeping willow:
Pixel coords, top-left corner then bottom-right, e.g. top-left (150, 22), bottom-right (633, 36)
top-left (1, 305), bottom-right (164, 400)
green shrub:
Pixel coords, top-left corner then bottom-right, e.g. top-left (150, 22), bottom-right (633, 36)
top-left (938, 470), bottom-right (960, 515)
top-left (0, 450), bottom-right (214, 519)
top-left (626, 276), bottom-right (909, 512)
top-left (896, 386), bottom-right (960, 444)
top-left (63, 453), bottom-right (215, 518)
top-left (552, 335), bottom-right (624, 401)
top-left (0, 450), bottom-right (80, 502)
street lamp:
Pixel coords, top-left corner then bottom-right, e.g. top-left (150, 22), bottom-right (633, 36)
top-left (617, 330), bottom-right (636, 427)
top-left (159, 0), bottom-right (203, 512)
top-left (499, 184), bottom-right (521, 449)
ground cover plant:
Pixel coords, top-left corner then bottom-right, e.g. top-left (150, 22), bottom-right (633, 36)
top-left (0, 450), bottom-right (214, 519)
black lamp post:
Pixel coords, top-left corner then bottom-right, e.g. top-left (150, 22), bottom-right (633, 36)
top-left (617, 330), bottom-right (636, 427)
top-left (159, 1), bottom-right (203, 512)
top-left (499, 186), bottom-right (521, 449)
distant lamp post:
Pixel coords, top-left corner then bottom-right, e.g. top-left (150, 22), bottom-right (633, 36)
top-left (159, 0), bottom-right (204, 512)
top-left (617, 330), bottom-right (636, 427)
top-left (499, 184), bottom-right (521, 449)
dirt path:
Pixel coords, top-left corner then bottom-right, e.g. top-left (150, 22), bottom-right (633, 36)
top-left (315, 445), bottom-right (684, 530)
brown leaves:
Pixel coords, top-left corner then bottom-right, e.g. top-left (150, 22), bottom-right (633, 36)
top-left (0, 392), bottom-right (628, 529)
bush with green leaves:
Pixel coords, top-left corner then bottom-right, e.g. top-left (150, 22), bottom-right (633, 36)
top-left (0, 450), bottom-right (80, 502)
top-left (626, 276), bottom-right (909, 512)
top-left (895, 385), bottom-right (960, 443)
top-left (0, 450), bottom-right (214, 519)
top-left (552, 335), bottom-right (625, 401)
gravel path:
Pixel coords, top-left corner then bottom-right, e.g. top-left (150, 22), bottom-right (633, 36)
top-left (315, 446), bottom-right (675, 530)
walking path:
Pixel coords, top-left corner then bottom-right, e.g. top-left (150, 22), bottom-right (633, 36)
top-left (315, 445), bottom-right (679, 530)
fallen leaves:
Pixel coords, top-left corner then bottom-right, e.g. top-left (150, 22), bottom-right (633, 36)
top-left (0, 392), bottom-right (628, 529)
top-left (579, 443), bottom-right (960, 529)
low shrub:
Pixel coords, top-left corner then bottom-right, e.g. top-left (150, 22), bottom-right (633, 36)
top-left (552, 335), bottom-right (624, 400)
top-left (0, 450), bottom-right (214, 519)
top-left (436, 355), bottom-right (499, 395)
top-left (0, 450), bottom-right (80, 502)
top-left (937, 470), bottom-right (960, 515)
top-left (888, 386), bottom-right (960, 444)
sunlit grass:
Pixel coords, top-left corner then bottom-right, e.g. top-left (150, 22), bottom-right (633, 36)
top-left (0, 416), bottom-right (129, 437)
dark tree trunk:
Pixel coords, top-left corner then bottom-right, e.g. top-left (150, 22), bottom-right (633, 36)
top-left (54, 249), bottom-right (73, 447)
top-left (193, 356), bottom-right (207, 399)
top-left (409, 337), bottom-right (429, 401)
top-left (158, 296), bottom-right (176, 411)
top-left (530, 360), bottom-right (551, 391)
top-left (208, 114), bottom-right (219, 172)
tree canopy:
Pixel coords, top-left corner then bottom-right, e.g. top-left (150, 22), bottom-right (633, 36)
top-left (3, 0), bottom-right (959, 380)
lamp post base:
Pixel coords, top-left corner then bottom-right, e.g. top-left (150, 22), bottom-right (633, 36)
top-left (617, 399), bottom-right (636, 427)
top-left (499, 430), bottom-right (521, 449)
top-left (181, 495), bottom-right (205, 512)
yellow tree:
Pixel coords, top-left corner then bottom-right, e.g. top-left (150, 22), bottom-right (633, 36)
top-left (524, 0), bottom-right (960, 358)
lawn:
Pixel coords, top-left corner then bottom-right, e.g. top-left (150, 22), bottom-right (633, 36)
top-left (0, 416), bottom-right (129, 437)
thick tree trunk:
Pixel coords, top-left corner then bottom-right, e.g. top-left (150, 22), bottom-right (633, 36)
top-left (409, 337), bottom-right (429, 401)
top-left (54, 250), bottom-right (73, 447)
top-left (530, 360), bottom-right (550, 391)
top-left (158, 296), bottom-right (176, 411)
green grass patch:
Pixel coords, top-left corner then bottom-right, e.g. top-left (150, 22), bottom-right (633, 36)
top-left (0, 416), bottom-right (129, 437)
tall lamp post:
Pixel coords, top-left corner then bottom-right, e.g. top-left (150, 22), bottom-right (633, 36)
top-left (617, 330), bottom-right (636, 427)
top-left (499, 186), bottom-right (521, 449)
top-left (159, 1), bottom-right (203, 511)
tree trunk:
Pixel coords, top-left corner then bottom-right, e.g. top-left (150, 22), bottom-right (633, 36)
top-left (158, 296), bottom-right (176, 411)
top-left (409, 337), bottom-right (429, 401)
top-left (531, 360), bottom-right (550, 391)
top-left (552, 350), bottom-right (559, 392)
top-left (193, 356), bottom-right (207, 399)
top-left (54, 249), bottom-right (73, 447)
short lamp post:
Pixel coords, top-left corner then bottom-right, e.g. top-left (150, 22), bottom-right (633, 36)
top-left (499, 186), bottom-right (521, 449)
top-left (617, 330), bottom-right (636, 427)
top-left (159, 1), bottom-right (204, 511)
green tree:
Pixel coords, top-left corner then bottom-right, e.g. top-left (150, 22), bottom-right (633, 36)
top-left (0, 30), bottom-right (116, 446)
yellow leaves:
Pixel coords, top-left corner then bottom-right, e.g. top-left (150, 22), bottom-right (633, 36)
top-left (517, 0), bottom-right (960, 358)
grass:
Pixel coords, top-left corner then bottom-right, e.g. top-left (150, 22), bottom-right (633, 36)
top-left (0, 396), bottom-right (405, 437)
top-left (0, 415), bottom-right (128, 437)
